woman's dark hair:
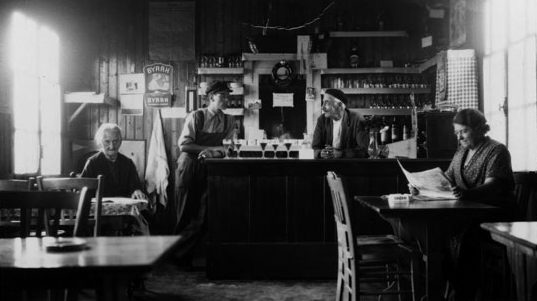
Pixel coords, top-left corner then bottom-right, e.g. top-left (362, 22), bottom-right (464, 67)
top-left (453, 108), bottom-right (490, 134)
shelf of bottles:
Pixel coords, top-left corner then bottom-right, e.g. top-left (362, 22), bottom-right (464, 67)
top-left (197, 68), bottom-right (244, 75)
top-left (322, 73), bottom-right (430, 91)
top-left (321, 67), bottom-right (420, 74)
top-left (329, 31), bottom-right (409, 38)
top-left (345, 94), bottom-right (431, 110)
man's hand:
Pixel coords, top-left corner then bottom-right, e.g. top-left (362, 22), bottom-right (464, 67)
top-left (320, 146), bottom-right (334, 159)
top-left (451, 185), bottom-right (471, 200)
top-left (131, 189), bottom-right (147, 200)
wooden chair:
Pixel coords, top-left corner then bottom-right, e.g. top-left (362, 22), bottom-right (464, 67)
top-left (326, 171), bottom-right (417, 301)
top-left (0, 189), bottom-right (92, 237)
top-left (37, 175), bottom-right (103, 237)
top-left (0, 178), bottom-right (35, 237)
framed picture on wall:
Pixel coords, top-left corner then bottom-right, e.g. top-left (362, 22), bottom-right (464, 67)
top-left (119, 73), bottom-right (145, 94)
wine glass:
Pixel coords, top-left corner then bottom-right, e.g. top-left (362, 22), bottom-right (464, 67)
top-left (271, 139), bottom-right (280, 159)
top-left (283, 139), bottom-right (293, 159)
top-left (222, 139), bottom-right (232, 159)
top-left (234, 139), bottom-right (245, 158)
top-left (259, 139), bottom-right (268, 159)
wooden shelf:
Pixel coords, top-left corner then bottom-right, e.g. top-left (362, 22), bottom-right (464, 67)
top-left (242, 53), bottom-right (297, 61)
top-left (197, 68), bottom-right (244, 75)
top-left (349, 108), bottom-right (412, 116)
top-left (321, 88), bottom-right (431, 94)
top-left (321, 67), bottom-right (420, 74)
top-left (329, 31), bottom-right (408, 38)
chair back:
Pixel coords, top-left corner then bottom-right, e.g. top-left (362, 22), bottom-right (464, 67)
top-left (0, 178), bottom-right (34, 191)
top-left (326, 171), bottom-right (357, 301)
top-left (0, 189), bottom-right (91, 237)
top-left (0, 178), bottom-right (35, 226)
top-left (37, 175), bottom-right (103, 236)
top-left (514, 171), bottom-right (537, 221)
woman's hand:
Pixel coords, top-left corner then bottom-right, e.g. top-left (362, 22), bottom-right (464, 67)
top-left (408, 184), bottom-right (419, 196)
top-left (451, 185), bottom-right (471, 200)
top-left (131, 189), bottom-right (147, 200)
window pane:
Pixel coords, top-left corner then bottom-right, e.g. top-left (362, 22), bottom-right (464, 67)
top-left (13, 73), bottom-right (39, 132)
top-left (483, 53), bottom-right (506, 144)
top-left (14, 130), bottom-right (39, 174)
top-left (507, 37), bottom-right (537, 171)
top-left (488, 0), bottom-right (507, 52)
top-left (528, 0), bottom-right (537, 34)
top-left (41, 133), bottom-right (61, 175)
top-left (509, 0), bottom-right (526, 42)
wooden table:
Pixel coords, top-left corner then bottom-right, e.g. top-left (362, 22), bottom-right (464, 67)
top-left (0, 235), bottom-right (181, 301)
top-left (481, 222), bottom-right (537, 301)
top-left (355, 196), bottom-right (502, 301)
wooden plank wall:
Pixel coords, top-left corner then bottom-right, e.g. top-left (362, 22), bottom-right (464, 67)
top-left (0, 0), bottom-right (446, 187)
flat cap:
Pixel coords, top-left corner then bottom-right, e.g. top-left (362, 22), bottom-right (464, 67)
top-left (206, 80), bottom-right (231, 95)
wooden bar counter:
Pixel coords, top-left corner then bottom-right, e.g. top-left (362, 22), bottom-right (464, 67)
top-left (205, 158), bottom-right (450, 279)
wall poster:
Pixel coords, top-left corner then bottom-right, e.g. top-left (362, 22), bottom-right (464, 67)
top-left (144, 63), bottom-right (173, 107)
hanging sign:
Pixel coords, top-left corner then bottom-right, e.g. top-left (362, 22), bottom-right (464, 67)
top-left (273, 93), bottom-right (294, 107)
top-left (144, 63), bottom-right (173, 107)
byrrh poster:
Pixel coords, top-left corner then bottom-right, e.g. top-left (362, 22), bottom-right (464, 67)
top-left (144, 63), bottom-right (173, 107)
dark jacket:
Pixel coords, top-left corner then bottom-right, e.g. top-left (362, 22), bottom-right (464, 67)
top-left (312, 109), bottom-right (368, 158)
top-left (81, 151), bottom-right (142, 197)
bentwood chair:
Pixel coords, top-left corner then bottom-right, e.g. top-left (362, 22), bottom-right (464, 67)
top-left (37, 175), bottom-right (103, 237)
top-left (326, 171), bottom-right (417, 301)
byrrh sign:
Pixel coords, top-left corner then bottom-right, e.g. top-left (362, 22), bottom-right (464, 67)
top-left (144, 63), bottom-right (173, 107)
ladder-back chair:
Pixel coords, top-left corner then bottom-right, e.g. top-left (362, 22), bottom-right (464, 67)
top-left (0, 189), bottom-right (92, 237)
top-left (326, 171), bottom-right (418, 301)
top-left (0, 178), bottom-right (35, 237)
top-left (37, 175), bottom-right (103, 236)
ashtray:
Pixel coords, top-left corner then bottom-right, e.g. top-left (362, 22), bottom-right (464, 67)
top-left (45, 237), bottom-right (89, 252)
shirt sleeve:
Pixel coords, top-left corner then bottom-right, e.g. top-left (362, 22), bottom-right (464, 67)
top-left (178, 112), bottom-right (197, 146)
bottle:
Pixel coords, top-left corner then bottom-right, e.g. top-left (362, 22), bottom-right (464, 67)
top-left (349, 44), bottom-right (359, 68)
top-left (391, 117), bottom-right (400, 142)
top-left (380, 117), bottom-right (390, 145)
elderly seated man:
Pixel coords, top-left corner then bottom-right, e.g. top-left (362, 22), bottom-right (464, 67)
top-left (81, 123), bottom-right (147, 199)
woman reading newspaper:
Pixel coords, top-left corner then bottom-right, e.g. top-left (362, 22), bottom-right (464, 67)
top-left (409, 108), bottom-right (514, 301)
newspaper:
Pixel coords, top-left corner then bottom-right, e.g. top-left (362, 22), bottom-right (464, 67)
top-left (397, 160), bottom-right (457, 200)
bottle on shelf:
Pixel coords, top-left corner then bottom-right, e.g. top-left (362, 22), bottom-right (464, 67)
top-left (391, 116), bottom-right (400, 143)
top-left (349, 44), bottom-right (359, 68)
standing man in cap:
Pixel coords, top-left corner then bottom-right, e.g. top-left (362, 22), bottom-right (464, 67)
top-left (312, 88), bottom-right (368, 158)
top-left (173, 80), bottom-right (235, 264)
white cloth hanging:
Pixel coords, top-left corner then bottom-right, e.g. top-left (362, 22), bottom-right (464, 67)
top-left (145, 109), bottom-right (169, 207)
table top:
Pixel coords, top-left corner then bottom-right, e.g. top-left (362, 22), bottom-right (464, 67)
top-left (355, 196), bottom-right (501, 218)
top-left (0, 235), bottom-right (181, 271)
top-left (481, 222), bottom-right (537, 251)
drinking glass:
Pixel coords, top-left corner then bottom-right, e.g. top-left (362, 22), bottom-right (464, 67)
top-left (283, 139), bottom-right (293, 159)
top-left (259, 140), bottom-right (268, 159)
top-left (222, 139), bottom-right (232, 159)
top-left (271, 139), bottom-right (280, 159)
top-left (234, 139), bottom-right (244, 158)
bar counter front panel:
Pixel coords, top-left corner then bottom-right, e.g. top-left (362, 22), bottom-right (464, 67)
top-left (206, 158), bottom-right (450, 279)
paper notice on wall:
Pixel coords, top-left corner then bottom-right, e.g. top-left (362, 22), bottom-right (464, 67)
top-left (273, 93), bottom-right (294, 107)
top-left (160, 107), bottom-right (187, 118)
top-left (120, 94), bottom-right (144, 115)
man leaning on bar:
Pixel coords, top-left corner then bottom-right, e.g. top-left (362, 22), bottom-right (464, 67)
top-left (312, 88), bottom-right (369, 159)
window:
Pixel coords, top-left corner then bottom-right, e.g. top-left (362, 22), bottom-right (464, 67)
top-left (9, 12), bottom-right (61, 175)
top-left (483, 0), bottom-right (537, 171)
